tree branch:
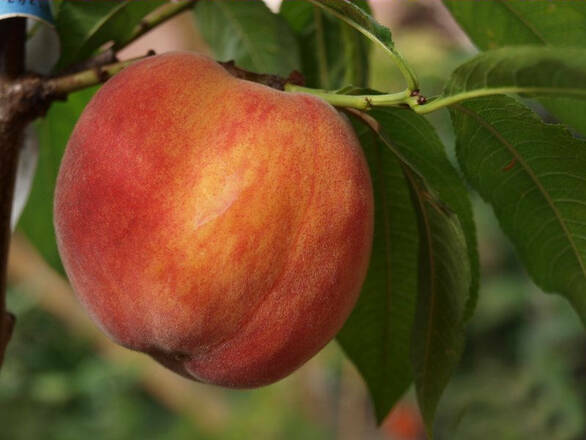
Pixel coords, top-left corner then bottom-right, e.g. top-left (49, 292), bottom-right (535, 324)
top-left (0, 17), bottom-right (26, 368)
top-left (42, 55), bottom-right (305, 102)
top-left (46, 53), bottom-right (155, 97)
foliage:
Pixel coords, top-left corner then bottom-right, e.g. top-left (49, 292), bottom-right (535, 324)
top-left (443, 0), bottom-right (586, 136)
top-left (280, 0), bottom-right (370, 88)
top-left (55, 1), bottom-right (164, 70)
top-left (195, 0), bottom-right (300, 76)
top-left (8, 0), bottom-right (586, 437)
top-left (337, 116), bottom-right (419, 423)
top-left (451, 96), bottom-right (586, 326)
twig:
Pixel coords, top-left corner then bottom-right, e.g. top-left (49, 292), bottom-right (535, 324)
top-left (41, 55), bottom-right (304, 103)
top-left (46, 53), bottom-right (156, 97)
top-left (0, 17), bottom-right (26, 368)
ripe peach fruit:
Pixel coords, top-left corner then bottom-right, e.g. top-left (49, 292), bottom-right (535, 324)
top-left (54, 52), bottom-right (373, 387)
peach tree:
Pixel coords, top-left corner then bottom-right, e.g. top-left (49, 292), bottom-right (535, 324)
top-left (0, 0), bottom-right (584, 437)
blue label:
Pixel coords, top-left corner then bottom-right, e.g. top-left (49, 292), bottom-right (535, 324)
top-left (0, 0), bottom-right (54, 26)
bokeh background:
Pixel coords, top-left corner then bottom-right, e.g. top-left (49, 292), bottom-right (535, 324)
top-left (1, 1), bottom-right (585, 439)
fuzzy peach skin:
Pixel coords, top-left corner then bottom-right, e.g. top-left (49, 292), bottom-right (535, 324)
top-left (54, 52), bottom-right (374, 387)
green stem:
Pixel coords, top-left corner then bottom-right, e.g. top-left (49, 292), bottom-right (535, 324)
top-left (414, 86), bottom-right (586, 114)
top-left (285, 84), bottom-right (415, 109)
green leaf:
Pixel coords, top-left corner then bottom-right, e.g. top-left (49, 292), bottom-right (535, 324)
top-left (279, 0), bottom-right (314, 33)
top-left (451, 95), bottom-right (586, 326)
top-left (442, 46), bottom-right (586, 103)
top-left (407, 169), bottom-right (470, 436)
top-left (280, 1), bottom-right (369, 88)
top-left (367, 108), bottom-right (478, 321)
top-left (346, 109), bottom-right (474, 431)
top-left (443, 0), bottom-right (586, 49)
top-left (194, 0), bottom-right (300, 76)
top-left (55, 0), bottom-right (163, 71)
top-left (443, 0), bottom-right (586, 135)
top-left (368, 109), bottom-right (473, 434)
top-left (337, 117), bottom-right (418, 423)
top-left (19, 88), bottom-right (98, 274)
top-left (306, 0), bottom-right (417, 89)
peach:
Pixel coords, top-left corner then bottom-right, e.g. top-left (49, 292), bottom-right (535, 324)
top-left (54, 52), bottom-right (373, 387)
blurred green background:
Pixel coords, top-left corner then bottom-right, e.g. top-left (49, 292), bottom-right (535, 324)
top-left (1, 2), bottom-right (584, 439)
